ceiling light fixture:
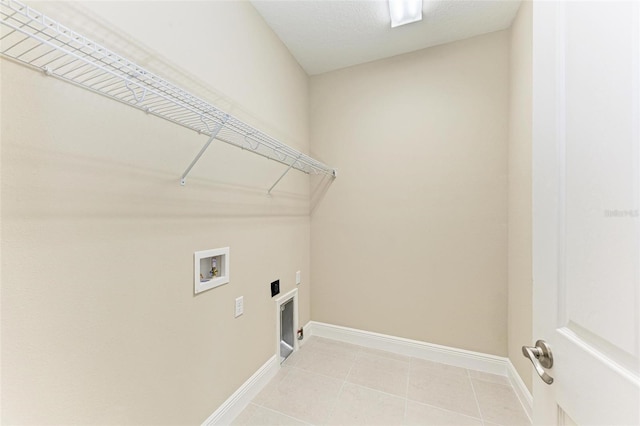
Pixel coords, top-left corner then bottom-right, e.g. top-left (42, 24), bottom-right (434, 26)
top-left (388, 0), bottom-right (423, 28)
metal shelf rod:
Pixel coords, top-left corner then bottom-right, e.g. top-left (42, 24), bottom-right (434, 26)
top-left (268, 154), bottom-right (301, 195)
top-left (180, 119), bottom-right (227, 186)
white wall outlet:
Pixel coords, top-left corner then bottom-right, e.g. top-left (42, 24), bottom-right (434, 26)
top-left (235, 296), bottom-right (244, 318)
top-left (296, 271), bottom-right (301, 285)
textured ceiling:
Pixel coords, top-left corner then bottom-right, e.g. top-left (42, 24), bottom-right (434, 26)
top-left (251, 0), bottom-right (522, 75)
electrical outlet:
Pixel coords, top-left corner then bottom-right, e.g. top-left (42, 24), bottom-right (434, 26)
top-left (296, 271), bottom-right (301, 285)
top-left (235, 296), bottom-right (243, 318)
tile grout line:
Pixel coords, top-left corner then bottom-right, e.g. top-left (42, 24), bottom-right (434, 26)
top-left (344, 348), bottom-right (411, 400)
top-left (404, 358), bottom-right (412, 425)
top-left (408, 400), bottom-right (486, 422)
top-left (242, 367), bottom-right (291, 423)
top-left (259, 405), bottom-right (313, 425)
top-left (254, 363), bottom-right (294, 409)
top-left (242, 402), bottom-right (259, 425)
top-left (467, 369), bottom-right (486, 425)
top-left (407, 359), bottom-right (484, 422)
top-left (245, 346), bottom-right (303, 423)
top-left (288, 350), bottom-right (410, 400)
top-left (342, 381), bottom-right (410, 402)
top-left (322, 346), bottom-right (360, 424)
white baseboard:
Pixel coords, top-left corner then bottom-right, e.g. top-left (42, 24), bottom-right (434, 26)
top-left (306, 321), bottom-right (508, 375)
top-left (507, 359), bottom-right (533, 421)
top-left (201, 355), bottom-right (279, 426)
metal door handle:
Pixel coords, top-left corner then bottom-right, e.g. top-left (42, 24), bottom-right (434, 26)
top-left (522, 340), bottom-right (554, 385)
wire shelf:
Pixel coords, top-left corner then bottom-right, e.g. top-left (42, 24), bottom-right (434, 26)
top-left (0, 0), bottom-right (336, 188)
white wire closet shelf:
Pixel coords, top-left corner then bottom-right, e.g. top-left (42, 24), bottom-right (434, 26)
top-left (0, 0), bottom-right (336, 193)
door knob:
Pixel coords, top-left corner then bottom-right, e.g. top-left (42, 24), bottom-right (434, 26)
top-left (522, 340), bottom-right (554, 385)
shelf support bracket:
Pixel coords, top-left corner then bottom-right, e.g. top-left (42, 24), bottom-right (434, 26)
top-left (268, 155), bottom-right (301, 195)
top-left (125, 80), bottom-right (147, 104)
top-left (180, 119), bottom-right (226, 186)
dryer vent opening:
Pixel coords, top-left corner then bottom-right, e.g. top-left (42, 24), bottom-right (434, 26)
top-left (280, 298), bottom-right (294, 362)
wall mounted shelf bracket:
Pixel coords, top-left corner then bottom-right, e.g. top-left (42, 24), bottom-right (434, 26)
top-left (180, 117), bottom-right (227, 186)
top-left (268, 154), bottom-right (301, 194)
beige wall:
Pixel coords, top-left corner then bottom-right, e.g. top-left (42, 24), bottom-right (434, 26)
top-left (508, 1), bottom-right (534, 392)
top-left (1, 1), bottom-right (310, 424)
top-left (309, 31), bottom-right (510, 356)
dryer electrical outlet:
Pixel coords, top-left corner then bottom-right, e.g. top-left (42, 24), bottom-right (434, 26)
top-left (271, 280), bottom-right (280, 297)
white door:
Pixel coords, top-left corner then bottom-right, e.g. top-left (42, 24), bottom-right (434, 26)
top-left (532, 1), bottom-right (640, 425)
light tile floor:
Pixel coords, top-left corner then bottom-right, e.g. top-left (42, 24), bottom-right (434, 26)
top-left (232, 337), bottom-right (531, 426)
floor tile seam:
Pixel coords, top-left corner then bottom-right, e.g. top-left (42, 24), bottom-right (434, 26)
top-left (249, 398), bottom-right (264, 409)
top-left (410, 365), bottom-right (470, 378)
top-left (258, 405), bottom-right (314, 425)
top-left (306, 349), bottom-right (360, 363)
top-left (412, 361), bottom-right (476, 377)
top-left (239, 405), bottom-right (256, 425)
top-left (295, 356), bottom-right (357, 371)
top-left (288, 362), bottom-right (354, 383)
top-left (275, 365), bottom-right (295, 391)
top-left (356, 353), bottom-right (410, 367)
top-left (355, 350), bottom-right (412, 365)
top-left (342, 380), bottom-right (408, 401)
top-left (320, 340), bottom-right (363, 350)
top-left (468, 370), bottom-right (511, 379)
top-left (403, 357), bottom-right (411, 425)
top-left (322, 338), bottom-right (471, 367)
top-left (408, 369), bottom-right (474, 384)
top-left (324, 352), bottom-right (356, 424)
top-left (313, 340), bottom-right (363, 353)
top-left (467, 368), bottom-right (486, 424)
top-left (410, 358), bottom-right (473, 374)
top-left (255, 366), bottom-right (294, 408)
top-left (469, 378), bottom-right (528, 411)
top-left (354, 359), bottom-right (409, 376)
top-left (241, 401), bottom-right (261, 424)
top-left (356, 352), bottom-right (410, 362)
top-left (354, 358), bottom-right (411, 373)
top-left (406, 399), bottom-right (485, 423)
top-left (350, 362), bottom-right (411, 379)
top-left (464, 386), bottom-right (531, 426)
top-left (469, 376), bottom-right (513, 388)
top-left (318, 338), bottom-right (411, 362)
top-left (245, 383), bottom-right (271, 408)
